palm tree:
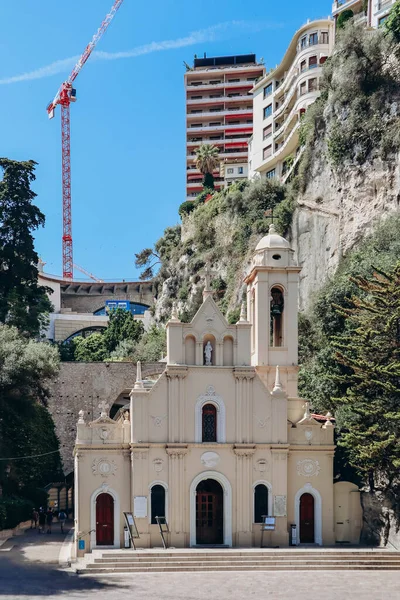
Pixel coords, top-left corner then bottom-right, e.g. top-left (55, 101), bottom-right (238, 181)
top-left (195, 144), bottom-right (220, 190)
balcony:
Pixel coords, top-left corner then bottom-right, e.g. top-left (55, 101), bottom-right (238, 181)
top-left (187, 123), bottom-right (253, 133)
top-left (186, 80), bottom-right (254, 91)
top-left (186, 108), bottom-right (253, 120)
top-left (374, 0), bottom-right (394, 13)
top-left (187, 137), bottom-right (251, 147)
top-left (187, 95), bottom-right (251, 106)
top-left (332, 0), bottom-right (362, 16)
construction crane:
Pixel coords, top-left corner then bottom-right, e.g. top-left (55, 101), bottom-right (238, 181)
top-left (47, 0), bottom-right (125, 279)
top-left (73, 263), bottom-right (104, 283)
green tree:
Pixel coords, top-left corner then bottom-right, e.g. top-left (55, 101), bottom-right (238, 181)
top-left (337, 9), bottom-right (354, 29)
top-left (331, 264), bottom-right (400, 488)
top-left (103, 308), bottom-right (144, 354)
top-left (195, 144), bottom-right (220, 190)
top-left (0, 324), bottom-right (61, 496)
top-left (73, 332), bottom-right (108, 362)
top-left (0, 159), bottom-right (52, 336)
top-left (385, 0), bottom-right (400, 41)
top-left (131, 325), bottom-right (166, 362)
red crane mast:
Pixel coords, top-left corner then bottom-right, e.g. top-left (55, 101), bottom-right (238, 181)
top-left (47, 0), bottom-right (124, 279)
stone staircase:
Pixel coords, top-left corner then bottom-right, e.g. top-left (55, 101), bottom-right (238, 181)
top-left (77, 548), bottom-right (400, 574)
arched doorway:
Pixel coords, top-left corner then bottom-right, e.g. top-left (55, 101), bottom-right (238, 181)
top-left (196, 479), bottom-right (223, 544)
top-left (300, 493), bottom-right (315, 543)
top-left (96, 492), bottom-right (114, 546)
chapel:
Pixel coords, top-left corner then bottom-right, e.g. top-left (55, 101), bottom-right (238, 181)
top-left (73, 225), bottom-right (362, 553)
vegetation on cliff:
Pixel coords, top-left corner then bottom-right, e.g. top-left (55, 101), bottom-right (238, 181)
top-left (136, 178), bottom-right (295, 323)
top-left (298, 20), bottom-right (400, 190)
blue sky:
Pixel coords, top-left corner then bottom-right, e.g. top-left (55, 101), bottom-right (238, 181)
top-left (0, 0), bottom-right (331, 280)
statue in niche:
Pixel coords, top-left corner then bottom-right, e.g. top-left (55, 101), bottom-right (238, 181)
top-left (204, 341), bottom-right (213, 366)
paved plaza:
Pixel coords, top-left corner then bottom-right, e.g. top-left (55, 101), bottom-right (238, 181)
top-left (0, 527), bottom-right (399, 600)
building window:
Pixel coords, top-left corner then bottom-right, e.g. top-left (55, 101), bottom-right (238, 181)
top-left (151, 485), bottom-right (166, 524)
top-left (228, 78), bottom-right (240, 83)
top-left (300, 36), bottom-right (307, 49)
top-left (209, 122), bottom-right (221, 126)
top-left (210, 94), bottom-right (223, 99)
top-left (227, 168), bottom-right (234, 174)
top-left (190, 124), bottom-right (202, 128)
top-left (263, 145), bottom-right (272, 160)
top-left (300, 81), bottom-right (307, 96)
top-left (309, 56), bottom-right (318, 69)
top-left (300, 59), bottom-right (306, 72)
top-left (264, 83), bottom-right (273, 98)
top-left (254, 484), bottom-right (269, 523)
top-left (379, 15), bottom-right (389, 26)
top-left (309, 32), bottom-right (318, 46)
top-left (270, 287), bottom-right (284, 347)
top-left (202, 404), bottom-right (217, 442)
top-left (210, 107), bottom-right (223, 112)
top-left (263, 125), bottom-right (272, 139)
top-left (320, 31), bottom-right (329, 44)
top-left (266, 169), bottom-right (276, 179)
top-left (238, 167), bottom-right (244, 174)
top-left (264, 104), bottom-right (272, 119)
top-left (191, 96), bottom-right (203, 100)
top-left (309, 78), bottom-right (318, 92)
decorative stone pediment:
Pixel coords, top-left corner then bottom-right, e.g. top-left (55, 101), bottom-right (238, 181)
top-left (189, 295), bottom-right (231, 337)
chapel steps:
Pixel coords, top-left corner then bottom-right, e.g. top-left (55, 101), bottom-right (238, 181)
top-left (76, 549), bottom-right (400, 574)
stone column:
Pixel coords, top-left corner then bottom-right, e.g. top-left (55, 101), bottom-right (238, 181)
top-left (271, 447), bottom-right (289, 546)
top-left (131, 447), bottom-right (150, 548)
top-left (234, 369), bottom-right (255, 444)
top-left (166, 367), bottom-right (188, 443)
top-left (234, 445), bottom-right (256, 547)
top-left (166, 445), bottom-right (188, 548)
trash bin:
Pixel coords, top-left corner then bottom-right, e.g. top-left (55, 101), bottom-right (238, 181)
top-left (290, 524), bottom-right (297, 546)
top-left (124, 526), bottom-right (130, 548)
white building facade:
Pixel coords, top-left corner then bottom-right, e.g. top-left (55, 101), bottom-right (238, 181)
top-left (249, 19), bottom-right (334, 183)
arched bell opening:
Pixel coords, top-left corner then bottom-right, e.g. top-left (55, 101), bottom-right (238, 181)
top-left (270, 286), bottom-right (284, 347)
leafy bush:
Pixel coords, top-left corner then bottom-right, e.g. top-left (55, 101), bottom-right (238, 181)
top-left (0, 497), bottom-right (34, 530)
top-left (385, 1), bottom-right (400, 41)
top-left (337, 9), bottom-right (353, 29)
top-left (178, 201), bottom-right (196, 218)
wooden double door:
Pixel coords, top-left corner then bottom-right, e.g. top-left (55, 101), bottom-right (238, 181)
top-left (96, 492), bottom-right (114, 546)
top-left (196, 479), bottom-right (223, 545)
top-left (300, 493), bottom-right (315, 543)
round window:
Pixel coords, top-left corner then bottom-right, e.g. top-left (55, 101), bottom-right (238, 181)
top-left (272, 254), bottom-right (281, 260)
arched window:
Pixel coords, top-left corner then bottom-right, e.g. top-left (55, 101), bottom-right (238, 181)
top-left (202, 404), bottom-right (217, 442)
top-left (150, 485), bottom-right (166, 524)
top-left (270, 287), bottom-right (284, 347)
top-left (254, 484), bottom-right (269, 523)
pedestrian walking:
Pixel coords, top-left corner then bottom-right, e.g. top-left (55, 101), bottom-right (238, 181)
top-left (58, 510), bottom-right (67, 533)
top-left (38, 509), bottom-right (46, 534)
top-left (46, 508), bottom-right (53, 534)
top-left (30, 508), bottom-right (39, 529)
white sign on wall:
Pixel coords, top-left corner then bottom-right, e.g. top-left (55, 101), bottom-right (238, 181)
top-left (274, 495), bottom-right (287, 517)
top-left (134, 496), bottom-right (148, 518)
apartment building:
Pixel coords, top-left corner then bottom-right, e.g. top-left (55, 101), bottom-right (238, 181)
top-left (332, 0), bottom-right (396, 28)
top-left (184, 54), bottom-right (265, 200)
top-left (249, 19), bottom-right (334, 183)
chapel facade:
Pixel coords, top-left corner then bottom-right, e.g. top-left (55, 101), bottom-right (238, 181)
top-left (74, 225), bottom-right (361, 554)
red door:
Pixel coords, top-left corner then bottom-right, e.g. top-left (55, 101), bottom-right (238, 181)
top-left (196, 480), bottom-right (223, 544)
top-left (96, 493), bottom-right (114, 545)
top-left (300, 493), bottom-right (315, 543)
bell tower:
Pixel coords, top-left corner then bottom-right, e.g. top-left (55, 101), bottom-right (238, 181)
top-left (244, 224), bottom-right (301, 395)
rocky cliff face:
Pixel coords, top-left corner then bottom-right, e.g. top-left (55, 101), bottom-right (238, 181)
top-left (292, 147), bottom-right (400, 311)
